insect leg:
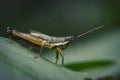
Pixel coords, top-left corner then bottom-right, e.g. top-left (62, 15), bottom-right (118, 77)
top-left (34, 42), bottom-right (45, 58)
top-left (29, 46), bottom-right (34, 50)
top-left (55, 48), bottom-right (60, 64)
top-left (39, 44), bottom-right (44, 56)
top-left (26, 42), bottom-right (35, 50)
top-left (57, 47), bottom-right (64, 66)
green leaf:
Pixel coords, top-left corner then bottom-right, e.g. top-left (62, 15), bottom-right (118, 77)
top-left (0, 37), bottom-right (87, 80)
top-left (65, 60), bottom-right (114, 71)
top-left (44, 30), bottom-right (120, 79)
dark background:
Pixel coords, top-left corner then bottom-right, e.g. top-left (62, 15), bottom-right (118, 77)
top-left (0, 1), bottom-right (107, 36)
top-left (0, 0), bottom-right (120, 80)
top-left (0, 0), bottom-right (119, 36)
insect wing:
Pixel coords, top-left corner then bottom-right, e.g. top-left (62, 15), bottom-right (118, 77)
top-left (29, 30), bottom-right (67, 43)
top-left (29, 30), bottom-right (51, 40)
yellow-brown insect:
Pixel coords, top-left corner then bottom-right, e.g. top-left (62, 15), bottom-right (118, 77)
top-left (7, 26), bottom-right (103, 66)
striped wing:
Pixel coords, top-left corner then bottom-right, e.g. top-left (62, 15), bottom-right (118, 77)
top-left (29, 30), bottom-right (51, 40)
top-left (29, 30), bottom-right (67, 43)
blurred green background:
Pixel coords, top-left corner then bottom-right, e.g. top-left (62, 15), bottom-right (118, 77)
top-left (0, 0), bottom-right (120, 80)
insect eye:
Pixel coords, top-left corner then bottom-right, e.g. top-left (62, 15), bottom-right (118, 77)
top-left (66, 36), bottom-right (74, 41)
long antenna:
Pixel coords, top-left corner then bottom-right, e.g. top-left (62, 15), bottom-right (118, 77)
top-left (77, 26), bottom-right (104, 38)
top-left (76, 19), bottom-right (104, 38)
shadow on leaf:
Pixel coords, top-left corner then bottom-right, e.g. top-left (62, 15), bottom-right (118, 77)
top-left (65, 60), bottom-right (115, 71)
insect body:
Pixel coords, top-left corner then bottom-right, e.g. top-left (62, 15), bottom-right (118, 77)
top-left (7, 26), bottom-right (103, 66)
top-left (7, 27), bottom-right (74, 65)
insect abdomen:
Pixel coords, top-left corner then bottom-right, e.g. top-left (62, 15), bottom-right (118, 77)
top-left (48, 37), bottom-right (66, 43)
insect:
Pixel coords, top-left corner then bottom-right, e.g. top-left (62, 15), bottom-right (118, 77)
top-left (7, 25), bottom-right (103, 66)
